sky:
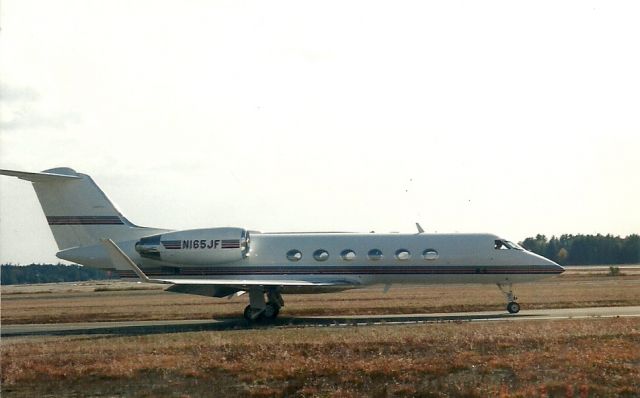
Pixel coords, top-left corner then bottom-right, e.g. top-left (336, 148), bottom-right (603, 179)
top-left (1, 1), bottom-right (639, 264)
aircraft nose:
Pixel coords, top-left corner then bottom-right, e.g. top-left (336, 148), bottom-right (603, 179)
top-left (542, 256), bottom-right (565, 274)
top-left (551, 260), bottom-right (565, 274)
top-left (528, 251), bottom-right (565, 274)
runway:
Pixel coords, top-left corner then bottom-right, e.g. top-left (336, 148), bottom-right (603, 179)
top-left (3, 305), bottom-right (639, 338)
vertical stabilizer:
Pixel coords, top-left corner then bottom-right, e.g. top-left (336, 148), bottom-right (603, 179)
top-left (1, 167), bottom-right (169, 249)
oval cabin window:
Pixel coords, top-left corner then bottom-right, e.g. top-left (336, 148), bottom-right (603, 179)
top-left (313, 249), bottom-right (329, 262)
top-left (341, 249), bottom-right (356, 261)
top-left (286, 249), bottom-right (302, 262)
top-left (395, 249), bottom-right (411, 260)
top-left (423, 249), bottom-right (439, 260)
top-left (368, 249), bottom-right (383, 261)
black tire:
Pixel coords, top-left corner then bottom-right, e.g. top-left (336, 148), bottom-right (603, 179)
top-left (507, 301), bottom-right (520, 314)
top-left (243, 305), bottom-right (253, 321)
top-left (264, 303), bottom-right (280, 319)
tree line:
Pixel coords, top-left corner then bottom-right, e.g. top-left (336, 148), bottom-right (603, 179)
top-left (1, 263), bottom-right (115, 285)
top-left (520, 234), bottom-right (639, 265)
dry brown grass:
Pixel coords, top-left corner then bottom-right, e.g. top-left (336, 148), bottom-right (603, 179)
top-left (2, 318), bottom-right (639, 397)
top-left (2, 274), bottom-right (639, 325)
top-left (2, 273), bottom-right (639, 396)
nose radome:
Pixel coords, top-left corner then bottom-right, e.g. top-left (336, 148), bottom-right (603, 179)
top-left (528, 251), bottom-right (565, 273)
top-left (540, 256), bottom-right (565, 274)
top-left (549, 258), bottom-right (565, 274)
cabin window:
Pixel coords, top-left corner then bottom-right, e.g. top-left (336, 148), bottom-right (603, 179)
top-left (395, 249), bottom-right (411, 260)
top-left (313, 249), bottom-right (329, 262)
top-left (286, 249), bottom-right (302, 262)
top-left (368, 249), bottom-right (383, 261)
top-left (422, 249), bottom-right (439, 260)
top-left (341, 249), bottom-right (356, 261)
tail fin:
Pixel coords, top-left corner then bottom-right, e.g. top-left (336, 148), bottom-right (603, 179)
top-left (0, 167), bottom-right (168, 249)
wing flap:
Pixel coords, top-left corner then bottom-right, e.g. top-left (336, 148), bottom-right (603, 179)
top-left (146, 278), bottom-right (352, 286)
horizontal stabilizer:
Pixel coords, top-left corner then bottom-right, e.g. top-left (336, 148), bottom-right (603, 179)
top-left (0, 168), bottom-right (81, 182)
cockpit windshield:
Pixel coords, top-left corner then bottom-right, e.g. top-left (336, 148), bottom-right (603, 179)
top-left (494, 239), bottom-right (524, 251)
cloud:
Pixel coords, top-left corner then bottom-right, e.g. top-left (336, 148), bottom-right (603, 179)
top-left (0, 84), bottom-right (80, 132)
top-left (0, 84), bottom-right (40, 102)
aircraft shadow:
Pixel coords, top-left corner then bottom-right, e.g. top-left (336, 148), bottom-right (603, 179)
top-left (2, 312), bottom-right (534, 338)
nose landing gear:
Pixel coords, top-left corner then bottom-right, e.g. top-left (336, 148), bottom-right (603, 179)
top-left (497, 282), bottom-right (520, 314)
top-left (506, 301), bottom-right (520, 314)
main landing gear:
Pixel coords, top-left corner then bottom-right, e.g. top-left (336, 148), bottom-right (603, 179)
top-left (243, 287), bottom-right (284, 322)
top-left (497, 282), bottom-right (520, 314)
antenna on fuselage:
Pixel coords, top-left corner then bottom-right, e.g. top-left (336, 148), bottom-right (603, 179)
top-left (415, 222), bottom-right (424, 234)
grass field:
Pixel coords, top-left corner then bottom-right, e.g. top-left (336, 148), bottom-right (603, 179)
top-left (2, 271), bottom-right (640, 397)
top-left (2, 318), bottom-right (639, 397)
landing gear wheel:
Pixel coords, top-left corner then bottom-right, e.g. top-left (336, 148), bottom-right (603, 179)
top-left (263, 303), bottom-right (280, 319)
top-left (507, 301), bottom-right (520, 314)
top-left (244, 288), bottom-right (285, 322)
top-left (243, 305), bottom-right (255, 321)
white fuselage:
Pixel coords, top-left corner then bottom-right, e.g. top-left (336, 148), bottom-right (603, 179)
top-left (58, 231), bottom-right (563, 289)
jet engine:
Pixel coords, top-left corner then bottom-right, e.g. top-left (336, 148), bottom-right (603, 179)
top-left (135, 227), bottom-right (249, 265)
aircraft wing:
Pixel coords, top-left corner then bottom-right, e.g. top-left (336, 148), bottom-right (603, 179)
top-left (100, 239), bottom-right (357, 289)
top-left (135, 278), bottom-right (350, 286)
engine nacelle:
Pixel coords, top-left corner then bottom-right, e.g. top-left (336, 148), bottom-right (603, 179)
top-left (135, 227), bottom-right (249, 265)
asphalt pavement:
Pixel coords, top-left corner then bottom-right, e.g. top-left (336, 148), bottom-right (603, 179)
top-left (2, 305), bottom-right (639, 338)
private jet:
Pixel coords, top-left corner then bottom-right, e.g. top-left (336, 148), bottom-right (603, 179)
top-left (0, 167), bottom-right (564, 321)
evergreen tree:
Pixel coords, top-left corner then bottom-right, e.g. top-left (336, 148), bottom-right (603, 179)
top-left (1, 263), bottom-right (115, 285)
top-left (520, 234), bottom-right (639, 265)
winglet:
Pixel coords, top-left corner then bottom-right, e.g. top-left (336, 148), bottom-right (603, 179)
top-left (100, 238), bottom-right (152, 283)
top-left (416, 222), bottom-right (425, 233)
